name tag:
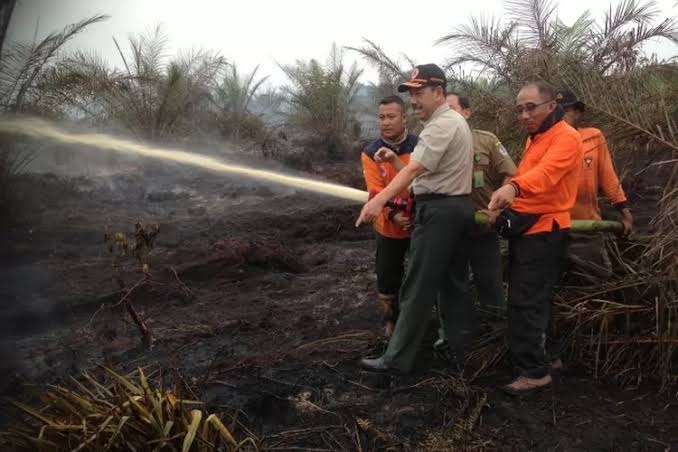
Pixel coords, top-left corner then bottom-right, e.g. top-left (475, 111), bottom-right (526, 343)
top-left (473, 170), bottom-right (485, 188)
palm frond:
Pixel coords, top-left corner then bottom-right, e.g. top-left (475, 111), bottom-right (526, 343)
top-left (279, 45), bottom-right (363, 158)
top-left (345, 38), bottom-right (412, 90)
top-left (506, 0), bottom-right (558, 49)
top-left (553, 11), bottom-right (595, 55)
top-left (0, 14), bottom-right (108, 111)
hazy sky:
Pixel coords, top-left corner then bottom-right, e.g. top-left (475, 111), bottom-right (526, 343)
top-left (7, 0), bottom-right (678, 85)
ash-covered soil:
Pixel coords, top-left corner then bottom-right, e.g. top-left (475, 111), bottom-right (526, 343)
top-left (0, 154), bottom-right (676, 451)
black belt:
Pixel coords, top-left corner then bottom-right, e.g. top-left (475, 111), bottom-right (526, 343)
top-left (414, 193), bottom-right (468, 202)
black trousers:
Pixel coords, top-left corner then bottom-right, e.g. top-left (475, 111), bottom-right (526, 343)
top-left (375, 233), bottom-right (410, 296)
top-left (508, 227), bottom-right (568, 378)
top-left (469, 231), bottom-right (504, 309)
top-left (383, 196), bottom-right (475, 372)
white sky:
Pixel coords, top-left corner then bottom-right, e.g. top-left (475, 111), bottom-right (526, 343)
top-left (7, 0), bottom-right (678, 86)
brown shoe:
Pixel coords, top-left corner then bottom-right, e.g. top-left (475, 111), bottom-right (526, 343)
top-left (502, 374), bottom-right (552, 395)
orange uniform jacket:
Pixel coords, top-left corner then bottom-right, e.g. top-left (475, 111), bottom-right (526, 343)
top-left (570, 127), bottom-right (627, 221)
top-left (512, 120), bottom-right (583, 235)
top-left (361, 134), bottom-right (418, 239)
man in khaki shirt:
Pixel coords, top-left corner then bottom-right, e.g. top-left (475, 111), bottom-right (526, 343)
top-left (434, 92), bottom-right (517, 355)
top-left (356, 64), bottom-right (475, 373)
top-left (450, 94), bottom-right (515, 297)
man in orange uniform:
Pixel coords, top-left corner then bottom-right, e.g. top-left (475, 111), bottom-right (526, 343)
top-left (557, 90), bottom-right (633, 279)
top-left (489, 81), bottom-right (583, 394)
top-left (361, 95), bottom-right (418, 337)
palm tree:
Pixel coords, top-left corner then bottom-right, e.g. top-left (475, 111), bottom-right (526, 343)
top-left (211, 63), bottom-right (269, 140)
top-left (437, 0), bottom-right (677, 81)
top-left (0, 14), bottom-right (107, 224)
top-left (279, 44), bottom-right (363, 159)
top-left (0, 14), bottom-right (108, 113)
top-left (53, 25), bottom-right (226, 141)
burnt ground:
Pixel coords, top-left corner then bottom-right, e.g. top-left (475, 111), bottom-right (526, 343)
top-left (0, 154), bottom-right (676, 451)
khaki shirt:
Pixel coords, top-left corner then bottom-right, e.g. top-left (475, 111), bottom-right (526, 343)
top-left (470, 129), bottom-right (517, 210)
top-left (411, 104), bottom-right (473, 196)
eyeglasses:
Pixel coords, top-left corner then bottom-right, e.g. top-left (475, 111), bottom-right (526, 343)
top-left (515, 100), bottom-right (551, 115)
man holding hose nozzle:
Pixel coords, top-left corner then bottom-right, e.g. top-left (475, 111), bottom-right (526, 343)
top-left (356, 64), bottom-right (475, 374)
top-left (487, 81), bottom-right (583, 394)
top-left (361, 95), bottom-right (418, 337)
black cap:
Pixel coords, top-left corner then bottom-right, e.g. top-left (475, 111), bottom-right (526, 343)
top-left (397, 64), bottom-right (447, 93)
top-left (556, 90), bottom-right (585, 111)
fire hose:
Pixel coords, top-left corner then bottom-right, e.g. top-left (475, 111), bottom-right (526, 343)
top-left (377, 193), bottom-right (624, 234)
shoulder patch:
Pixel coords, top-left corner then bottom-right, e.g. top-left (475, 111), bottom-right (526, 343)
top-left (497, 144), bottom-right (509, 156)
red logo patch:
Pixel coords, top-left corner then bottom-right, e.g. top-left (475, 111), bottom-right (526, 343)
top-left (410, 68), bottom-right (419, 80)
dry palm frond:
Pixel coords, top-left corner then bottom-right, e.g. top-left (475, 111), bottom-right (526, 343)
top-left (556, 234), bottom-right (678, 386)
top-left (562, 64), bottom-right (678, 152)
top-left (0, 368), bottom-right (258, 451)
top-left (417, 376), bottom-right (491, 452)
top-left (288, 331), bottom-right (379, 357)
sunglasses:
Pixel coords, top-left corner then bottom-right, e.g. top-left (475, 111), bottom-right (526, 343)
top-left (515, 100), bottom-right (552, 115)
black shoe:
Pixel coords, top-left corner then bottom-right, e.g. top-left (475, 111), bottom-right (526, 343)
top-left (359, 357), bottom-right (402, 374)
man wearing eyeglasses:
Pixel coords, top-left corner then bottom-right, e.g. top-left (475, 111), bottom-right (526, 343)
top-left (356, 64), bottom-right (475, 374)
top-left (488, 81), bottom-right (583, 394)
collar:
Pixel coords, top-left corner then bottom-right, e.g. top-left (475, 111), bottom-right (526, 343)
top-left (424, 103), bottom-right (450, 125)
top-left (381, 129), bottom-right (409, 148)
top-left (529, 105), bottom-right (565, 139)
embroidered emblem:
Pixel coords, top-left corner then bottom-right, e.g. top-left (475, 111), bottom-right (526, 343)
top-left (498, 144), bottom-right (509, 156)
top-left (584, 157), bottom-right (593, 169)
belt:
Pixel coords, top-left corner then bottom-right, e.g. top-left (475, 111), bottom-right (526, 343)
top-left (414, 193), bottom-right (469, 202)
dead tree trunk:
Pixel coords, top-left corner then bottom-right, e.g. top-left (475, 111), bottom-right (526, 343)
top-left (0, 0), bottom-right (17, 62)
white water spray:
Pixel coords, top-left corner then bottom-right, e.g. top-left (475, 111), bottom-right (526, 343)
top-left (0, 117), bottom-right (369, 204)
